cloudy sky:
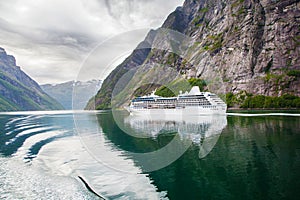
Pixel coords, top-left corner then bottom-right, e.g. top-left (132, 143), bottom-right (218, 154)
top-left (0, 0), bottom-right (184, 84)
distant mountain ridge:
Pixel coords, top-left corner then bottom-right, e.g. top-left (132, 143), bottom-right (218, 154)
top-left (0, 47), bottom-right (63, 111)
top-left (42, 80), bottom-right (102, 110)
top-left (90, 0), bottom-right (300, 110)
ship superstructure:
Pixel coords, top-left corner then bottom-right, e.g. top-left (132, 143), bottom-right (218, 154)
top-left (126, 86), bottom-right (227, 115)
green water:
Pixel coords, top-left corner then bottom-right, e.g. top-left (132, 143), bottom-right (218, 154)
top-left (97, 113), bottom-right (300, 200)
top-left (0, 111), bottom-right (299, 199)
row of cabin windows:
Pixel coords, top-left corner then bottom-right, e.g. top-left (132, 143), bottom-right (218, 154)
top-left (132, 105), bottom-right (219, 109)
top-left (135, 98), bottom-right (210, 103)
top-left (133, 103), bottom-right (213, 107)
top-left (134, 100), bottom-right (211, 104)
top-left (154, 99), bottom-right (209, 103)
top-left (178, 99), bottom-right (207, 102)
top-left (134, 101), bottom-right (211, 105)
top-left (178, 103), bottom-right (211, 106)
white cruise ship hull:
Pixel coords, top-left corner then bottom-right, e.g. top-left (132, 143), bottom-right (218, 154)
top-left (126, 86), bottom-right (227, 116)
top-left (126, 106), bottom-right (227, 116)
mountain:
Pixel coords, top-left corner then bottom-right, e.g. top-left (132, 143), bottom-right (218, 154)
top-left (0, 47), bottom-right (64, 111)
top-left (89, 0), bottom-right (300, 110)
top-left (42, 80), bottom-right (102, 110)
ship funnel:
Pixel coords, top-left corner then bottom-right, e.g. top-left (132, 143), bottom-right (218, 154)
top-left (188, 86), bottom-right (201, 95)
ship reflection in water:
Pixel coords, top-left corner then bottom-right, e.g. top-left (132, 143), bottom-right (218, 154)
top-left (122, 114), bottom-right (228, 159)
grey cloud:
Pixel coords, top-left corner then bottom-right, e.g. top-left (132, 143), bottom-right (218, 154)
top-left (0, 0), bottom-right (184, 84)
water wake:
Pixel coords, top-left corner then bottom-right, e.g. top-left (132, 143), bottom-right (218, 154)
top-left (0, 113), bottom-right (166, 199)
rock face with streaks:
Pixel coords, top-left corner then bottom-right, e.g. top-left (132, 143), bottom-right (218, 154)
top-left (90, 0), bottom-right (300, 109)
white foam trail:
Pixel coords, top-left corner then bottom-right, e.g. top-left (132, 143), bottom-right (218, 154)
top-left (36, 136), bottom-right (166, 200)
top-left (6, 124), bottom-right (43, 135)
top-left (1, 111), bottom-right (167, 199)
top-left (5, 116), bottom-right (32, 127)
top-left (0, 157), bottom-right (96, 199)
top-left (13, 130), bottom-right (68, 159)
top-left (5, 127), bottom-right (56, 146)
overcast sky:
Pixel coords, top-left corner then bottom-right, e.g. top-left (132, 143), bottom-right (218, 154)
top-left (0, 0), bottom-right (184, 84)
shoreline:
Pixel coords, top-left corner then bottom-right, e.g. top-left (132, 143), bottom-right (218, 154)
top-left (227, 108), bottom-right (300, 113)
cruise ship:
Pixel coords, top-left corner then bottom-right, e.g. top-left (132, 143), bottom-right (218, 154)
top-left (125, 86), bottom-right (227, 115)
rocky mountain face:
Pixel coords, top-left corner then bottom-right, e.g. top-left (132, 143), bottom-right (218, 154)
top-left (42, 80), bottom-right (101, 110)
top-left (85, 30), bottom-right (157, 110)
top-left (0, 47), bottom-right (64, 111)
top-left (91, 0), bottom-right (300, 109)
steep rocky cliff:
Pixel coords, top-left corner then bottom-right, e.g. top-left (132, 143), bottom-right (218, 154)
top-left (86, 30), bottom-right (157, 110)
top-left (90, 0), bottom-right (300, 109)
top-left (0, 47), bottom-right (64, 111)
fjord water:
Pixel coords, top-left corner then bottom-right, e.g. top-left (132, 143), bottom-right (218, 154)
top-left (0, 111), bottom-right (299, 199)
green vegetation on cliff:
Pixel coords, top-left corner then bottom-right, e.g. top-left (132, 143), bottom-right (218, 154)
top-left (287, 70), bottom-right (300, 78)
top-left (155, 78), bottom-right (207, 97)
top-left (226, 92), bottom-right (300, 109)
